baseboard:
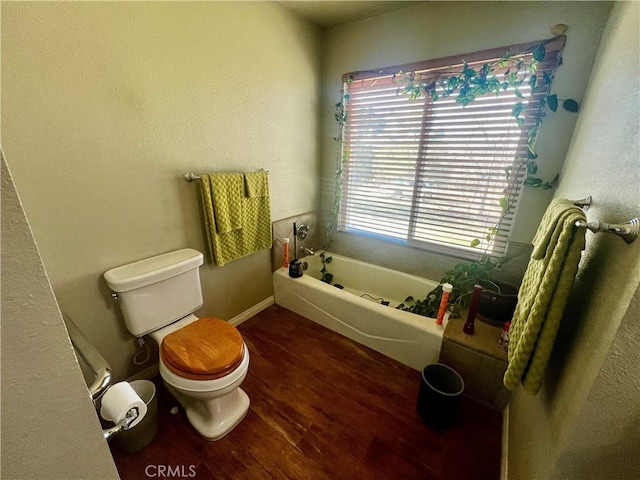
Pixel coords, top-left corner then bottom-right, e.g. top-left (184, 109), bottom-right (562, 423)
top-left (228, 296), bottom-right (275, 327)
top-left (500, 405), bottom-right (509, 480)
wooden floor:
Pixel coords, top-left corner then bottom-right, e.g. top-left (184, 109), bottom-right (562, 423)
top-left (112, 305), bottom-right (502, 479)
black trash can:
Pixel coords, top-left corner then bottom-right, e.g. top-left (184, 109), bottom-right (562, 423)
top-left (417, 363), bottom-right (464, 431)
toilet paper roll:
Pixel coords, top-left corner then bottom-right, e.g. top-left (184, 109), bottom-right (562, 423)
top-left (100, 381), bottom-right (147, 430)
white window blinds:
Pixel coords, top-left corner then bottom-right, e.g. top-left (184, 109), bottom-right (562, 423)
top-left (339, 38), bottom-right (564, 258)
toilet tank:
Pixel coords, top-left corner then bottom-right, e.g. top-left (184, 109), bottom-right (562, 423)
top-left (104, 249), bottom-right (204, 337)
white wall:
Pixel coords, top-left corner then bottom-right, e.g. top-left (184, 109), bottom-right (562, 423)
top-left (1, 153), bottom-right (120, 479)
top-left (507, 3), bottom-right (640, 477)
top-left (2, 2), bottom-right (322, 380)
top-left (321, 1), bottom-right (611, 281)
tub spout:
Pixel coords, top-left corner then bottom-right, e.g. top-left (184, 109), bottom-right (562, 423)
top-left (299, 246), bottom-right (315, 256)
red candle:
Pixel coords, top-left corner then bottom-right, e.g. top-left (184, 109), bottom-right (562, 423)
top-left (463, 285), bottom-right (483, 335)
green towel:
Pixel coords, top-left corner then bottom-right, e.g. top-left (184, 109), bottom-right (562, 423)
top-left (244, 171), bottom-right (268, 197)
top-left (209, 173), bottom-right (244, 234)
top-left (199, 171), bottom-right (272, 266)
top-left (503, 199), bottom-right (586, 394)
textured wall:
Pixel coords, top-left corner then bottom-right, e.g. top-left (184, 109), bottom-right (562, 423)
top-left (1, 153), bottom-right (119, 479)
top-left (507, 2), bottom-right (640, 478)
top-left (321, 1), bottom-right (611, 279)
top-left (2, 2), bottom-right (322, 380)
top-left (554, 289), bottom-right (640, 478)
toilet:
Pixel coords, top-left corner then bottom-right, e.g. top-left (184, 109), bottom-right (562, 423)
top-left (104, 248), bottom-right (250, 441)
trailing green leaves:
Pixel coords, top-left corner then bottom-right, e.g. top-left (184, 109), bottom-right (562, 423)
top-left (325, 89), bottom-right (349, 250)
top-left (543, 173), bottom-right (560, 190)
top-left (525, 173), bottom-right (559, 190)
top-left (319, 251), bottom-right (334, 284)
top-left (398, 255), bottom-right (510, 318)
top-left (337, 39), bottom-right (578, 261)
top-left (547, 93), bottom-right (580, 114)
top-left (512, 102), bottom-right (526, 126)
top-left (563, 99), bottom-right (579, 112)
top-left (395, 42), bottom-right (580, 203)
top-left (532, 44), bottom-right (546, 62)
top-left (524, 177), bottom-right (543, 188)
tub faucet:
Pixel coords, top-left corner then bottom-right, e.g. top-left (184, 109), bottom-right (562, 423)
top-left (299, 246), bottom-right (315, 256)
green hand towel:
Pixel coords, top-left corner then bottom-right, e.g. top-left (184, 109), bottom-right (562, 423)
top-left (504, 199), bottom-right (586, 394)
top-left (209, 173), bottom-right (244, 234)
top-left (244, 171), bottom-right (268, 198)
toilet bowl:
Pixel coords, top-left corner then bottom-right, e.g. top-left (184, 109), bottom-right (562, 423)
top-left (104, 249), bottom-right (251, 441)
top-left (149, 314), bottom-right (250, 440)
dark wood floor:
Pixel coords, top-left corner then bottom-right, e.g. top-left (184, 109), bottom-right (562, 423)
top-left (112, 305), bottom-right (502, 479)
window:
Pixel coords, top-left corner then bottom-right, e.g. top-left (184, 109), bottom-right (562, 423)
top-left (339, 38), bottom-right (565, 258)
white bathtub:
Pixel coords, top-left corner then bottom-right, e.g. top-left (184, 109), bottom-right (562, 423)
top-left (273, 252), bottom-right (444, 370)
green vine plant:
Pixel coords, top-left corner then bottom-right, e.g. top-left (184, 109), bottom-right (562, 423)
top-left (349, 255), bottom-right (508, 316)
top-left (318, 88), bottom-right (349, 287)
top-left (325, 31), bottom-right (579, 306)
top-left (325, 89), bottom-right (349, 250)
top-left (397, 255), bottom-right (508, 318)
top-left (389, 33), bottom-right (578, 249)
top-left (391, 35), bottom-right (580, 317)
top-left (319, 251), bottom-right (334, 284)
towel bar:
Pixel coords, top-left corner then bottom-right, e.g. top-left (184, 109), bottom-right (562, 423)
top-left (572, 196), bottom-right (592, 211)
top-left (184, 172), bottom-right (201, 182)
top-left (575, 217), bottom-right (639, 244)
top-left (183, 170), bottom-right (269, 182)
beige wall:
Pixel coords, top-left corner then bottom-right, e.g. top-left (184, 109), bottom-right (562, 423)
top-left (321, 1), bottom-right (612, 281)
top-left (320, 1), bottom-right (638, 476)
top-left (2, 2), bottom-right (322, 380)
top-left (554, 289), bottom-right (640, 478)
top-left (508, 2), bottom-right (640, 478)
top-left (3, 1), bottom-right (637, 476)
top-left (1, 153), bottom-right (120, 479)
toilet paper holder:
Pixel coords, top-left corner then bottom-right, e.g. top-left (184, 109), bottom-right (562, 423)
top-left (102, 407), bottom-right (140, 440)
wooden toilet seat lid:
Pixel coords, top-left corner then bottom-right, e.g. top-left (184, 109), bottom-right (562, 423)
top-left (160, 317), bottom-right (244, 380)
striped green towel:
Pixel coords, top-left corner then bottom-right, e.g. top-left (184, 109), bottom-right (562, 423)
top-left (504, 199), bottom-right (586, 394)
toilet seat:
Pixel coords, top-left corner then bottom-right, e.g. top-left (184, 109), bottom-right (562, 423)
top-left (161, 317), bottom-right (244, 380)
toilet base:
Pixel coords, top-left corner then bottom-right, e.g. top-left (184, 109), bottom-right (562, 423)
top-left (167, 384), bottom-right (250, 441)
top-left (187, 388), bottom-right (250, 441)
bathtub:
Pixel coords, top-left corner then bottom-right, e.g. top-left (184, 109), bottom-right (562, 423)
top-left (273, 252), bottom-right (444, 371)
